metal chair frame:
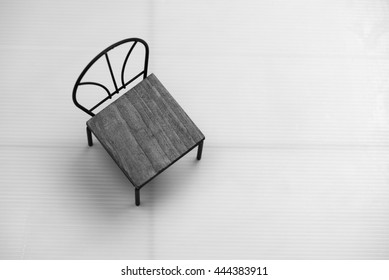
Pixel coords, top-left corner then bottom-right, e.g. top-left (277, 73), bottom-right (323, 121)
top-left (72, 38), bottom-right (203, 206)
top-left (72, 38), bottom-right (149, 118)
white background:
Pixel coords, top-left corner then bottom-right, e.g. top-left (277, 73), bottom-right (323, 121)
top-left (1, 0), bottom-right (389, 259)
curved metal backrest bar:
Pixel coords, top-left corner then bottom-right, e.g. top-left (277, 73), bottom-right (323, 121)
top-left (72, 38), bottom-right (149, 117)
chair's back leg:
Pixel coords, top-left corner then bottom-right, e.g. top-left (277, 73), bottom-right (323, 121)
top-left (135, 188), bottom-right (140, 206)
top-left (197, 140), bottom-right (204, 160)
top-left (87, 127), bottom-right (93, 146)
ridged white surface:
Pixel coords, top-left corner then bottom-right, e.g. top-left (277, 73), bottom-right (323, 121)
top-left (1, 0), bottom-right (389, 259)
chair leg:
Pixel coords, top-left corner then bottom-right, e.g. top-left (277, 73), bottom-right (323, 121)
top-left (86, 127), bottom-right (93, 146)
top-left (135, 188), bottom-right (140, 206)
top-left (197, 140), bottom-right (204, 160)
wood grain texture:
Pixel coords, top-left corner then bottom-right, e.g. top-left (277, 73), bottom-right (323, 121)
top-left (87, 73), bottom-right (205, 188)
top-left (147, 74), bottom-right (205, 143)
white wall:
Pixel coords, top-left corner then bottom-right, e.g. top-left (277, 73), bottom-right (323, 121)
top-left (1, 0), bottom-right (389, 259)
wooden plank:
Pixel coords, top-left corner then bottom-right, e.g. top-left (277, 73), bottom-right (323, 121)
top-left (136, 81), bottom-right (197, 149)
top-left (128, 84), bottom-right (189, 155)
top-left (124, 93), bottom-right (183, 161)
top-left (114, 98), bottom-right (172, 171)
top-left (134, 83), bottom-right (196, 150)
top-left (87, 105), bottom-right (156, 187)
top-left (147, 74), bottom-right (205, 143)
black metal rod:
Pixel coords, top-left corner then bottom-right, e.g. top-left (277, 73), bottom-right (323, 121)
top-left (89, 95), bottom-right (112, 112)
top-left (105, 53), bottom-right (118, 95)
top-left (120, 71), bottom-right (144, 91)
top-left (79, 82), bottom-right (111, 98)
top-left (135, 188), bottom-right (140, 206)
top-left (197, 140), bottom-right (203, 160)
top-left (121, 41), bottom-right (138, 88)
top-left (88, 71), bottom-right (144, 113)
top-left (143, 45), bottom-right (149, 79)
top-left (73, 38), bottom-right (149, 117)
top-left (87, 127), bottom-right (93, 146)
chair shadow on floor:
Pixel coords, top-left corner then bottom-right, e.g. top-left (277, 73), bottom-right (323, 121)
top-left (68, 145), bottom-right (137, 212)
top-left (68, 141), bottom-right (203, 212)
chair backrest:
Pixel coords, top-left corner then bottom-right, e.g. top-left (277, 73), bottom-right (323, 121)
top-left (72, 38), bottom-right (149, 116)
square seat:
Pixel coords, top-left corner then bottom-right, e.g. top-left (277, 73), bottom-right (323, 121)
top-left (87, 74), bottom-right (205, 189)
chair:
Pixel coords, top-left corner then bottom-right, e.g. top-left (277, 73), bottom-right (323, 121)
top-left (72, 38), bottom-right (205, 206)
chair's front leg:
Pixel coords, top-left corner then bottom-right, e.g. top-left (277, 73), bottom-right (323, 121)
top-left (135, 188), bottom-right (140, 206)
top-left (197, 140), bottom-right (204, 160)
top-left (86, 127), bottom-right (93, 146)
